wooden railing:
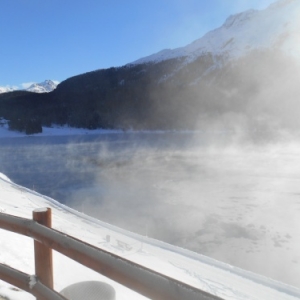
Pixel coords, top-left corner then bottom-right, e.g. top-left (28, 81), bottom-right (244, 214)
top-left (0, 208), bottom-right (224, 300)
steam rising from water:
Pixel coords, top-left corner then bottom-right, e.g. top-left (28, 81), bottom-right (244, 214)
top-left (2, 29), bottom-right (300, 288)
top-left (1, 133), bottom-right (299, 288)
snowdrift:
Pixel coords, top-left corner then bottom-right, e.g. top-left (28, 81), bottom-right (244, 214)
top-left (0, 173), bottom-right (299, 300)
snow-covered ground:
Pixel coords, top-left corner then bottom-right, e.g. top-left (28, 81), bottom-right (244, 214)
top-left (0, 123), bottom-right (124, 139)
top-left (1, 125), bottom-right (300, 299)
top-left (0, 173), bottom-right (300, 300)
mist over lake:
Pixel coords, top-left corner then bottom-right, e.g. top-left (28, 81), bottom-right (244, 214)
top-left (0, 132), bottom-right (299, 288)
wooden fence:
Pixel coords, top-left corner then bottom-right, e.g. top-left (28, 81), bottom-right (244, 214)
top-left (0, 208), bottom-right (225, 300)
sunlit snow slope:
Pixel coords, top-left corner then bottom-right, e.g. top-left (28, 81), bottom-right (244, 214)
top-left (26, 80), bottom-right (57, 93)
top-left (0, 80), bottom-right (57, 94)
top-left (0, 173), bottom-right (299, 300)
top-left (132, 0), bottom-right (300, 65)
top-left (0, 87), bottom-right (16, 94)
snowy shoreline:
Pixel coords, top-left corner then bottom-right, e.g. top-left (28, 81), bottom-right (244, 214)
top-left (0, 172), bottom-right (300, 300)
top-left (0, 124), bottom-right (125, 138)
top-left (0, 124), bottom-right (218, 139)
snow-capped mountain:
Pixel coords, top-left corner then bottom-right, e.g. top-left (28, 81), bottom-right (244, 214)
top-left (0, 86), bottom-right (16, 94)
top-left (0, 80), bottom-right (58, 94)
top-left (26, 80), bottom-right (58, 93)
top-left (1, 0), bottom-right (300, 133)
top-left (132, 0), bottom-right (300, 65)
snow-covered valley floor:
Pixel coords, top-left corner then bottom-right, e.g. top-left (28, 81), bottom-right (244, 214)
top-left (1, 125), bottom-right (300, 299)
top-left (0, 173), bottom-right (300, 300)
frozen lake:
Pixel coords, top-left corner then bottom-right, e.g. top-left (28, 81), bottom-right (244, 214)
top-left (0, 132), bottom-right (299, 288)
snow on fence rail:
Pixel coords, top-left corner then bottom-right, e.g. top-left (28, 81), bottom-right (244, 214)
top-left (0, 208), bottom-right (225, 300)
top-left (0, 263), bottom-right (66, 300)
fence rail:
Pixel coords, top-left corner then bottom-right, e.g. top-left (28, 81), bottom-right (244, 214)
top-left (0, 263), bottom-right (67, 300)
top-left (0, 208), bottom-right (224, 300)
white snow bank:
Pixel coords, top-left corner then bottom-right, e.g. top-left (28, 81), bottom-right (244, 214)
top-left (0, 124), bottom-right (124, 139)
top-left (0, 173), bottom-right (11, 183)
top-left (0, 175), bottom-right (299, 300)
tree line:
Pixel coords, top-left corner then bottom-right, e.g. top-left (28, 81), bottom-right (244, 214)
top-left (0, 49), bottom-right (298, 137)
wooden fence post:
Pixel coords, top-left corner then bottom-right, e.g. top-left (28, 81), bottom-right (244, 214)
top-left (33, 208), bottom-right (53, 300)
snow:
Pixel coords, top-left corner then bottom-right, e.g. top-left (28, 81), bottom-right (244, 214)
top-left (0, 80), bottom-right (57, 95)
top-left (0, 173), bottom-right (11, 183)
top-left (26, 80), bottom-right (57, 93)
top-left (131, 0), bottom-right (300, 65)
top-left (1, 1), bottom-right (300, 297)
top-left (0, 124), bottom-right (124, 139)
top-left (33, 207), bottom-right (48, 213)
top-left (28, 276), bottom-right (37, 290)
top-left (0, 123), bottom-right (199, 139)
top-left (0, 87), bottom-right (17, 94)
top-left (0, 153), bottom-right (300, 299)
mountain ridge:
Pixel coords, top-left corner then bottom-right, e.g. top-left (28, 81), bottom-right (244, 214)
top-left (0, 80), bottom-right (57, 94)
top-left (26, 79), bottom-right (58, 93)
top-left (0, 0), bottom-right (299, 136)
top-left (0, 86), bottom-right (16, 94)
top-left (131, 0), bottom-right (300, 66)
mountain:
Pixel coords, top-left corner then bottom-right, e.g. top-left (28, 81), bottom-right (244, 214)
top-left (0, 0), bottom-right (300, 136)
top-left (132, 0), bottom-right (300, 65)
top-left (0, 86), bottom-right (16, 94)
top-left (49, 0), bottom-right (300, 134)
top-left (26, 80), bottom-right (58, 93)
top-left (0, 80), bottom-right (57, 95)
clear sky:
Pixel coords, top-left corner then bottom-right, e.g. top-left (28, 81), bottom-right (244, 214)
top-left (0, 0), bottom-right (278, 88)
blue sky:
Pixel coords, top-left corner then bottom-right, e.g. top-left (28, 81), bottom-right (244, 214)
top-left (0, 0), bottom-right (278, 88)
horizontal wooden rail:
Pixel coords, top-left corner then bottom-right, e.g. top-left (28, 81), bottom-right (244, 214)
top-left (0, 263), bottom-right (67, 300)
top-left (0, 211), bottom-right (224, 300)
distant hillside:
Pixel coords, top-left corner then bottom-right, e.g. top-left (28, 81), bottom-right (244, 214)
top-left (0, 0), bottom-right (300, 136)
top-left (51, 49), bottom-right (300, 134)
top-left (0, 86), bottom-right (16, 94)
top-left (0, 80), bottom-right (57, 95)
top-left (26, 80), bottom-right (58, 93)
top-left (1, 49), bottom-right (299, 137)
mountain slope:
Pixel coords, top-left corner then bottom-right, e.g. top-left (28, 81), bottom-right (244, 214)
top-left (0, 80), bottom-right (57, 95)
top-left (0, 173), bottom-right (300, 300)
top-left (132, 0), bottom-right (300, 65)
top-left (0, 87), bottom-right (16, 94)
top-left (26, 80), bottom-right (58, 93)
top-left (0, 0), bottom-right (300, 135)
